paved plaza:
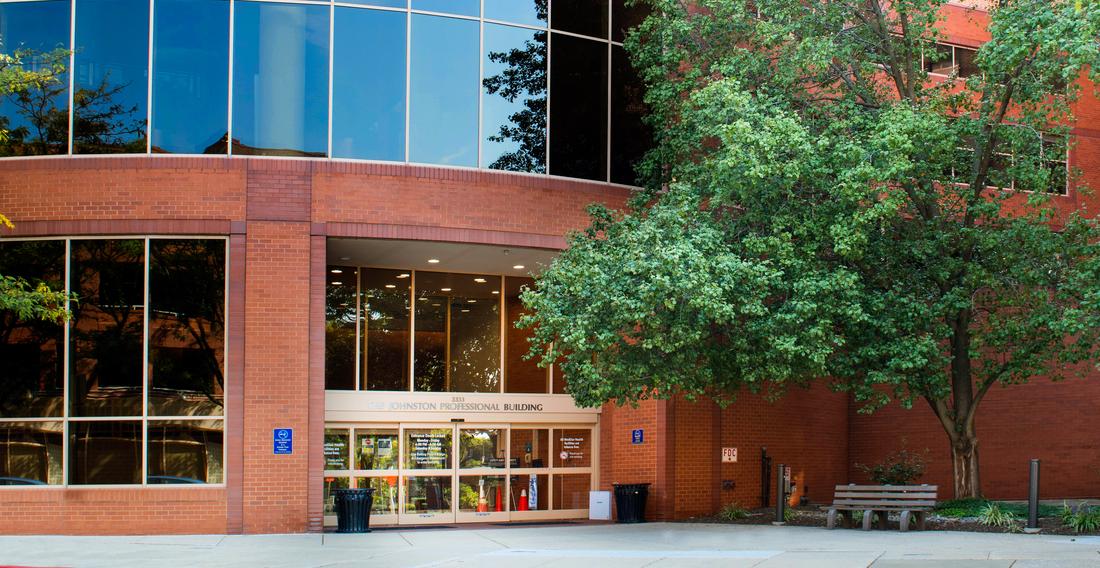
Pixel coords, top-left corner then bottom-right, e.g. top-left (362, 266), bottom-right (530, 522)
top-left (2, 522), bottom-right (1099, 567)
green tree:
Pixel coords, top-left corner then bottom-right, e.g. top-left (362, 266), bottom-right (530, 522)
top-left (520, 0), bottom-right (1100, 499)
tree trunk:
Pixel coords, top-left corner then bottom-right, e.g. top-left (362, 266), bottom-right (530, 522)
top-left (951, 436), bottom-right (981, 499)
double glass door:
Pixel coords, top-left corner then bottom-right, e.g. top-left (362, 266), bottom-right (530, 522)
top-left (323, 423), bottom-right (594, 525)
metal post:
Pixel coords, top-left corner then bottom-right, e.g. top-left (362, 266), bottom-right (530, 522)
top-left (773, 463), bottom-right (786, 525)
top-left (1026, 459), bottom-right (1041, 533)
top-left (761, 447), bottom-right (770, 508)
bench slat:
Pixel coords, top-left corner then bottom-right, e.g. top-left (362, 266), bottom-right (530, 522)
top-left (833, 499), bottom-right (936, 508)
top-left (829, 505), bottom-right (934, 511)
top-left (834, 485), bottom-right (937, 491)
top-left (835, 492), bottom-right (937, 499)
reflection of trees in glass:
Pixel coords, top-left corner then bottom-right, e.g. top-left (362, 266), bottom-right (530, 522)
top-left (450, 302), bottom-right (501, 392)
top-left (0, 48), bottom-right (68, 156)
top-left (72, 75), bottom-right (148, 153)
top-left (326, 277), bottom-right (357, 390)
top-left (481, 0), bottom-right (547, 173)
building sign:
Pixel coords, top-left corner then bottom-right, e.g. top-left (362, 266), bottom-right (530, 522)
top-left (273, 428), bottom-right (293, 455)
top-left (326, 391), bottom-right (600, 424)
top-left (409, 431), bottom-right (448, 468)
top-left (632, 429), bottom-right (644, 444)
top-left (722, 447), bottom-right (737, 463)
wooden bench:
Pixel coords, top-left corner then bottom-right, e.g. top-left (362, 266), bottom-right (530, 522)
top-left (824, 484), bottom-right (938, 531)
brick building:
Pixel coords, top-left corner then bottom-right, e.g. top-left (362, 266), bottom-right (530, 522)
top-left (0, 0), bottom-right (1096, 535)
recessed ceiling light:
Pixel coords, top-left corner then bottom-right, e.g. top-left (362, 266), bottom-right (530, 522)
top-left (339, 256), bottom-right (351, 261)
top-left (441, 288), bottom-right (452, 292)
top-left (385, 284), bottom-right (396, 289)
top-left (330, 268), bottom-right (343, 274)
top-left (461, 309), bottom-right (470, 313)
top-left (331, 281), bottom-right (343, 286)
top-left (492, 290), bottom-right (500, 295)
top-left (396, 273), bottom-right (410, 279)
top-left (513, 265), bottom-right (525, 270)
top-left (419, 297), bottom-right (428, 301)
top-left (432, 303), bottom-right (441, 307)
top-left (428, 259), bottom-right (440, 264)
top-left (468, 299), bottom-right (477, 303)
top-left (474, 278), bottom-right (486, 283)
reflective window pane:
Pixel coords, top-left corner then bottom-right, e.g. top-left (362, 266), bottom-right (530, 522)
top-left (148, 240), bottom-right (225, 416)
top-left (414, 272), bottom-right (500, 393)
top-left (482, 24), bottom-right (547, 173)
top-left (412, 0), bottom-right (478, 17)
top-left (612, 0), bottom-right (648, 43)
top-left (361, 269), bottom-right (411, 391)
top-left (956, 46), bottom-right (979, 78)
top-left (232, 1), bottom-right (329, 157)
top-left (73, 0), bottom-right (149, 154)
top-left (485, 0), bottom-right (546, 27)
top-left (324, 428), bottom-right (350, 470)
top-left (409, 14), bottom-right (479, 167)
top-left (323, 475), bottom-right (350, 515)
top-left (551, 0), bottom-right (608, 39)
top-left (0, 422), bottom-right (63, 485)
top-left (356, 429), bottom-right (398, 470)
top-left (152, 0), bottom-right (230, 154)
top-left (549, 33), bottom-right (608, 181)
top-left (610, 46), bottom-right (650, 185)
top-left (0, 240), bottom-right (65, 418)
top-left (147, 420), bottom-right (224, 483)
top-left (69, 420), bottom-right (142, 484)
top-left (0, 0), bottom-right (70, 156)
top-left (505, 277), bottom-right (547, 393)
top-left (510, 472), bottom-right (547, 510)
top-left (357, 476), bottom-right (399, 514)
top-left (404, 476), bottom-right (451, 513)
top-left (325, 266), bottom-right (356, 390)
top-left (511, 428), bottom-right (549, 468)
top-left (343, 0), bottom-right (406, 7)
top-left (333, 7), bottom-right (406, 162)
top-left (70, 239), bottom-right (145, 417)
top-left (552, 473), bottom-right (590, 510)
top-left (554, 428), bottom-right (591, 467)
top-left (459, 475), bottom-right (505, 512)
top-left (405, 428), bottom-right (452, 470)
top-left (459, 428), bottom-right (504, 468)
top-left (924, 43), bottom-right (954, 74)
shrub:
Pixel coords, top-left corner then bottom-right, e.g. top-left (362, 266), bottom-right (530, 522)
top-left (1062, 502), bottom-right (1100, 533)
top-left (978, 502), bottom-right (1019, 531)
top-left (717, 502), bottom-right (749, 522)
top-left (856, 447), bottom-right (928, 486)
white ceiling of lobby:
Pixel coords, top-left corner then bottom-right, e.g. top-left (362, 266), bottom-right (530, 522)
top-left (327, 238), bottom-right (560, 275)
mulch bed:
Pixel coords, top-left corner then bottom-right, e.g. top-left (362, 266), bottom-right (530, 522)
top-left (681, 506), bottom-right (1097, 536)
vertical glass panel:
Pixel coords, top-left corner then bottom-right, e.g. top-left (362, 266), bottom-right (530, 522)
top-left (459, 475), bottom-right (505, 512)
top-left (232, 1), bottom-right (329, 157)
top-left (549, 33), bottom-right (608, 181)
top-left (459, 428), bottom-right (504, 468)
top-left (323, 475), bottom-right (350, 515)
top-left (551, 0), bottom-right (608, 39)
top-left (361, 268), bottom-right (410, 391)
top-left (554, 428), bottom-right (591, 467)
top-left (0, 422), bottom-right (63, 485)
top-left (151, 0), bottom-right (230, 154)
top-left (332, 7), bottom-right (406, 162)
top-left (924, 43), bottom-right (954, 74)
top-left (511, 428), bottom-right (548, 468)
top-left (504, 277), bottom-right (546, 393)
top-left (481, 23), bottom-right (547, 173)
top-left (510, 472), bottom-right (547, 510)
top-left (409, 14), bottom-right (478, 167)
top-left (610, 46), bottom-right (650, 185)
top-left (324, 428), bottom-right (350, 470)
top-left (325, 266), bottom-right (356, 390)
top-left (0, 0), bottom-right (70, 156)
top-left (0, 240), bottom-right (66, 418)
top-left (356, 429), bottom-right (398, 470)
top-left (552, 473), bottom-right (590, 510)
top-left (357, 476), bottom-right (400, 514)
top-left (405, 428), bottom-right (452, 470)
top-left (1043, 134), bottom-right (1068, 194)
top-left (485, 0), bottom-right (546, 27)
top-left (69, 420), bottom-right (141, 484)
top-left (147, 419), bottom-right (224, 483)
top-left (148, 240), bottom-right (225, 416)
top-left (612, 0), bottom-right (648, 43)
top-left (344, 0), bottom-right (406, 7)
top-left (404, 476), bottom-right (452, 514)
top-left (70, 239), bottom-right (145, 417)
top-left (955, 46), bottom-right (979, 78)
top-left (412, 0), bottom-right (478, 17)
top-left (413, 272), bottom-right (500, 392)
top-left (73, 0), bottom-right (149, 154)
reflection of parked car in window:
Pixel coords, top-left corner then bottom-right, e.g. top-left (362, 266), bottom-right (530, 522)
top-left (0, 477), bottom-right (48, 485)
top-left (146, 475), bottom-right (203, 484)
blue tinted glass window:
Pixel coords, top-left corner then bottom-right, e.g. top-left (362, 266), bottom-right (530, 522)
top-left (409, 14), bottom-right (478, 167)
top-left (484, 0), bottom-right (545, 26)
top-left (611, 46), bottom-right (650, 185)
top-left (152, 0), bottom-right (229, 154)
top-left (549, 33), bottom-right (607, 181)
top-left (232, 1), bottom-right (329, 157)
top-left (74, 0), bottom-right (149, 154)
top-left (551, 0), bottom-right (608, 39)
top-left (0, 0), bottom-right (70, 156)
top-left (343, 0), bottom-right (406, 7)
top-left (332, 7), bottom-right (406, 162)
top-left (412, 0), bottom-right (478, 17)
top-left (482, 24), bottom-right (546, 172)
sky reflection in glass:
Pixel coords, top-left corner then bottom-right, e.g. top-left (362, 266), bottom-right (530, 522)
top-left (412, 0), bottom-right (478, 17)
top-left (409, 14), bottom-right (478, 167)
top-left (0, 0), bottom-right (69, 156)
top-left (484, 0), bottom-right (546, 27)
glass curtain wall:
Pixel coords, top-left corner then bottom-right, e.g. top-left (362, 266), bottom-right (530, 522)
top-left (0, 0), bottom-right (652, 185)
top-left (326, 271), bottom-right (564, 394)
top-left (0, 238), bottom-right (226, 486)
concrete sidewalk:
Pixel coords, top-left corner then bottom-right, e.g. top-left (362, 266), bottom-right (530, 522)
top-left (1, 523), bottom-right (1099, 568)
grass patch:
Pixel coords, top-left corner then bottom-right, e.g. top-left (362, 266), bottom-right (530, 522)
top-left (935, 498), bottom-right (1061, 519)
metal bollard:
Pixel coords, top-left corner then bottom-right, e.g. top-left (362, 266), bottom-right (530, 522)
top-left (773, 463), bottom-right (786, 525)
top-left (1026, 459), bottom-right (1041, 533)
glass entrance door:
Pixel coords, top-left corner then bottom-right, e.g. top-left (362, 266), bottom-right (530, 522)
top-left (401, 425), bottom-right (455, 524)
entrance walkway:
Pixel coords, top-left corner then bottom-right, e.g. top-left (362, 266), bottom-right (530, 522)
top-left (2, 522), bottom-right (1098, 567)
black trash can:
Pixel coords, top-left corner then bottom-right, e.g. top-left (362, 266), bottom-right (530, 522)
top-left (333, 487), bottom-right (374, 533)
top-left (613, 483), bottom-right (649, 523)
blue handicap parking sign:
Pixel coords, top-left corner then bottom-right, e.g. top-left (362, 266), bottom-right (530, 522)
top-left (632, 429), bottom-right (644, 444)
top-left (273, 428), bottom-right (293, 454)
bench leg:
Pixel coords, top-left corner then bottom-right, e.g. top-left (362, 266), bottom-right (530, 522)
top-left (917, 511), bottom-right (926, 531)
top-left (877, 511), bottom-right (888, 530)
top-left (862, 509), bottom-right (874, 531)
top-left (899, 510), bottom-right (911, 532)
top-left (842, 510), bottom-right (852, 529)
top-left (827, 509), bottom-right (837, 530)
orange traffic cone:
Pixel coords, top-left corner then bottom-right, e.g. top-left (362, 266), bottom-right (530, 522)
top-left (495, 486), bottom-right (503, 512)
top-left (518, 489), bottom-right (529, 511)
